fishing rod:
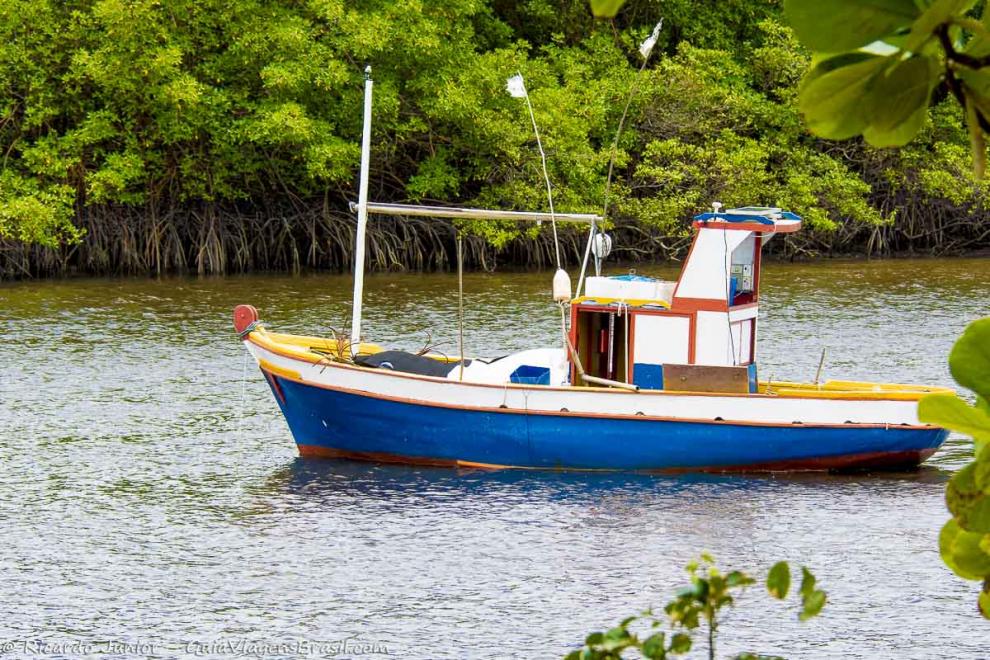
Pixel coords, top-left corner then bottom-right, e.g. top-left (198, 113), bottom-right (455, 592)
top-left (576, 18), bottom-right (665, 298)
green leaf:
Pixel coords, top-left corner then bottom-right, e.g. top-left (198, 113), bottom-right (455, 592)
top-left (641, 632), bottom-right (667, 659)
top-left (949, 318), bottom-right (990, 402)
top-left (670, 633), bottom-right (692, 654)
top-left (959, 69), bottom-right (990, 113)
top-left (862, 56), bottom-right (937, 147)
top-left (784, 0), bottom-right (920, 52)
top-left (940, 519), bottom-right (990, 579)
top-left (959, 494), bottom-right (990, 534)
top-left (584, 632), bottom-right (604, 646)
top-left (967, 93), bottom-right (988, 180)
top-left (589, 0), bottom-right (625, 18)
top-left (864, 102), bottom-right (929, 148)
top-left (799, 567), bottom-right (817, 598)
top-left (726, 570), bottom-right (755, 588)
top-left (603, 626), bottom-right (631, 643)
top-left (904, 0), bottom-right (976, 53)
top-left (946, 464), bottom-right (990, 533)
top-left (681, 577), bottom-right (710, 601)
top-left (799, 55), bottom-right (890, 140)
top-left (964, 8), bottom-right (990, 58)
top-left (979, 588), bottom-right (990, 619)
top-left (918, 393), bottom-right (990, 440)
top-left (767, 561), bottom-right (791, 599)
top-left (799, 589), bottom-right (827, 621)
top-left (976, 448), bottom-right (990, 488)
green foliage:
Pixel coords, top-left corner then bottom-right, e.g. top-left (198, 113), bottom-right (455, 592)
top-left (784, 0), bottom-right (990, 176)
top-left (567, 555), bottom-right (825, 660)
top-left (4, 0), bottom-right (990, 263)
top-left (785, 0), bottom-right (921, 52)
top-left (590, 0), bottom-right (625, 19)
top-left (918, 317), bottom-right (990, 618)
top-left (0, 172), bottom-right (80, 248)
top-left (766, 561), bottom-right (791, 599)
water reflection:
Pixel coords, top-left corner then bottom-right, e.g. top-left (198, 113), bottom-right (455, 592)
top-left (262, 457), bottom-right (953, 505)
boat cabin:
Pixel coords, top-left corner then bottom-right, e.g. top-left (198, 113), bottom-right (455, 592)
top-left (569, 207), bottom-right (801, 393)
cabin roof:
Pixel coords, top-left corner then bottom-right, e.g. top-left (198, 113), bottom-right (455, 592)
top-left (692, 207), bottom-right (802, 233)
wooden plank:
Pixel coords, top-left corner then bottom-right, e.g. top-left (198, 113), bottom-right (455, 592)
top-left (663, 363), bottom-right (750, 393)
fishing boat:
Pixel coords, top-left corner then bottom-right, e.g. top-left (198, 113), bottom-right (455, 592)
top-left (233, 69), bottom-right (950, 472)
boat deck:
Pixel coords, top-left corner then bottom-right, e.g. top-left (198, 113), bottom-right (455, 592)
top-left (253, 329), bottom-right (953, 401)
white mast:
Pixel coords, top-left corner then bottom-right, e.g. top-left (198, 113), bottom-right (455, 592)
top-left (350, 66), bottom-right (373, 356)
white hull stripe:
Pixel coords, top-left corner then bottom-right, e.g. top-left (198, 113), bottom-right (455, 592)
top-left (245, 340), bottom-right (928, 428)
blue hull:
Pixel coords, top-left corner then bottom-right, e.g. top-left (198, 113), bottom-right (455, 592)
top-left (265, 375), bottom-right (947, 471)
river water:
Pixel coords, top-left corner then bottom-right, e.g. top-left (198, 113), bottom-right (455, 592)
top-left (1, 258), bottom-right (988, 658)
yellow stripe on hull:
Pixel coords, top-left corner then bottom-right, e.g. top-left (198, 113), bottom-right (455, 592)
top-left (247, 328), bottom-right (952, 402)
top-left (258, 358), bottom-right (301, 381)
top-left (759, 380), bottom-right (953, 401)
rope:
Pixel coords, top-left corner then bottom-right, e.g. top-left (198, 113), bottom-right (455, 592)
top-left (559, 302), bottom-right (569, 358)
top-left (521, 83), bottom-right (561, 270)
top-left (619, 302), bottom-right (630, 383)
top-left (457, 234), bottom-right (465, 381)
top-left (722, 227), bottom-right (737, 366)
top-left (560, 302), bottom-right (576, 383)
top-left (238, 320), bottom-right (264, 339)
top-left (576, 218), bottom-right (596, 299)
top-left (578, 22), bottom-right (663, 299)
top-left (601, 20), bottom-right (664, 227)
top-left (239, 350), bottom-right (248, 435)
top-left (602, 56), bottom-right (652, 222)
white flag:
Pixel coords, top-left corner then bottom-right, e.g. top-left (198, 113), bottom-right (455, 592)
top-left (639, 18), bottom-right (664, 59)
top-left (506, 73), bottom-right (527, 98)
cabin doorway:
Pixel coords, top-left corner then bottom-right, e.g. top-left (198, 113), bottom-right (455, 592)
top-left (571, 308), bottom-right (630, 385)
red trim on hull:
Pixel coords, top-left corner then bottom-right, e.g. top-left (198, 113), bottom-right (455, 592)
top-left (295, 444), bottom-right (937, 473)
top-left (298, 444), bottom-right (461, 467)
top-left (262, 369), bottom-right (286, 404)
top-left (691, 220), bottom-right (801, 233)
top-left (665, 448), bottom-right (938, 473)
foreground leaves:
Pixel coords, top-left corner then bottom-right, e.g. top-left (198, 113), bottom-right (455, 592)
top-left (918, 317), bottom-right (990, 618)
top-left (567, 557), bottom-right (824, 659)
top-left (786, 0), bottom-right (990, 176)
top-left (784, 0), bottom-right (920, 52)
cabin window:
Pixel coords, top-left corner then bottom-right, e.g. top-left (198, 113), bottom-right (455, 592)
top-left (729, 234), bottom-right (759, 306)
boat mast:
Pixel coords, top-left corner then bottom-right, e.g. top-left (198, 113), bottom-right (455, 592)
top-left (350, 66), bottom-right (373, 356)
top-left (577, 19), bottom-right (664, 298)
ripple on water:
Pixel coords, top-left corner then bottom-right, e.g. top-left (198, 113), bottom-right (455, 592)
top-left (0, 258), bottom-right (988, 658)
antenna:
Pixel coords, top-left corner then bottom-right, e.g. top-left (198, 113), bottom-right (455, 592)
top-left (506, 73), bottom-right (561, 271)
top-left (601, 18), bottom-right (663, 222)
top-left (577, 18), bottom-right (664, 298)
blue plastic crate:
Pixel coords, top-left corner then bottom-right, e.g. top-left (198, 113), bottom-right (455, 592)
top-left (509, 365), bottom-right (551, 385)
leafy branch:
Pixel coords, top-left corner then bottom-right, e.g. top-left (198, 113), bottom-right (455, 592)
top-left (917, 318), bottom-right (990, 619)
top-left (566, 556), bottom-right (826, 660)
top-left (782, 0), bottom-right (990, 177)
